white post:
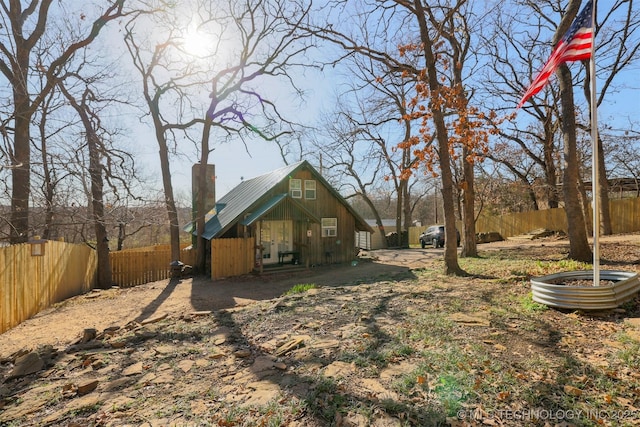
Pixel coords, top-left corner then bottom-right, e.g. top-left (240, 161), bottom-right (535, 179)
top-left (590, 0), bottom-right (600, 286)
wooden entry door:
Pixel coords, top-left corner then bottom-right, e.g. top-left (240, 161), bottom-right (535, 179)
top-left (259, 220), bottom-right (293, 265)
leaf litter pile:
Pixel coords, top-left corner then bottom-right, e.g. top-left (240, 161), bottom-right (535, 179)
top-left (1, 238), bottom-right (640, 426)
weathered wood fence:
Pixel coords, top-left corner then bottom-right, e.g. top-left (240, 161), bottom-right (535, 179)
top-left (211, 238), bottom-right (255, 280)
top-left (0, 241), bottom-right (96, 334)
top-left (110, 244), bottom-right (196, 287)
top-left (475, 197), bottom-right (640, 239)
top-left (374, 198), bottom-right (640, 248)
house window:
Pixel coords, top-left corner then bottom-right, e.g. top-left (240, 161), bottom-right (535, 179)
top-left (290, 179), bottom-right (302, 198)
top-left (304, 180), bottom-right (316, 200)
top-left (322, 217), bottom-right (337, 237)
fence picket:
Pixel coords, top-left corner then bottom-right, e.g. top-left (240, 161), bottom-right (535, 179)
top-left (108, 244), bottom-right (195, 288)
top-left (0, 241), bottom-right (96, 334)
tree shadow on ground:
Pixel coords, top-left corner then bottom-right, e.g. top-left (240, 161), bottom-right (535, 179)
top-left (134, 277), bottom-right (181, 324)
top-left (212, 293), bottom-right (450, 426)
top-left (188, 260), bottom-right (416, 313)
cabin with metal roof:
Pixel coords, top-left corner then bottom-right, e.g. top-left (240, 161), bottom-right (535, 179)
top-left (195, 160), bottom-right (373, 278)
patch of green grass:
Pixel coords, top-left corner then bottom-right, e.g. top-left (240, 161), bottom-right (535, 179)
top-left (219, 405), bottom-right (252, 425)
top-left (284, 283), bottom-right (318, 295)
top-left (433, 373), bottom-right (469, 416)
top-left (532, 259), bottom-right (588, 276)
top-left (615, 338), bottom-right (640, 369)
top-left (519, 292), bottom-right (549, 312)
top-left (248, 395), bottom-right (308, 427)
top-left (305, 376), bottom-right (348, 422)
top-left (339, 352), bottom-right (372, 367)
top-left (407, 313), bottom-right (456, 344)
top-left (67, 403), bottom-right (102, 417)
top-left (0, 418), bottom-right (26, 427)
top-left (392, 345), bottom-right (474, 416)
top-left (342, 340), bottom-right (415, 373)
top-left (393, 364), bottom-right (431, 394)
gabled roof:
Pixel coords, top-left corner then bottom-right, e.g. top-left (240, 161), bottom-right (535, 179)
top-left (197, 160), bottom-right (373, 240)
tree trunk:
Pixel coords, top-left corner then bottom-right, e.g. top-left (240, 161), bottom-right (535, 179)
top-left (148, 100), bottom-right (181, 263)
top-left (461, 146), bottom-right (478, 257)
top-left (583, 44), bottom-right (612, 236)
top-left (117, 223), bottom-right (125, 251)
top-left (394, 182), bottom-right (403, 248)
top-left (597, 134), bottom-right (612, 235)
top-left (88, 130), bottom-right (112, 289)
top-left (413, 0), bottom-right (463, 275)
top-left (59, 85), bottom-right (112, 288)
top-left (195, 120), bottom-right (213, 274)
top-left (402, 181), bottom-right (411, 248)
top-left (10, 84), bottom-right (32, 244)
top-left (578, 174), bottom-right (592, 236)
top-left (557, 64), bottom-right (592, 262)
top-left (543, 113), bottom-right (560, 209)
top-left (39, 112), bottom-right (55, 240)
top-left (158, 141), bottom-right (181, 263)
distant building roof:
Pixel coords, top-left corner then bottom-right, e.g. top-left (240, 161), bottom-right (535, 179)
top-left (365, 219), bottom-right (398, 228)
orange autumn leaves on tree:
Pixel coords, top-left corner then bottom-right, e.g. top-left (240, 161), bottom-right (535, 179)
top-left (391, 42), bottom-right (497, 180)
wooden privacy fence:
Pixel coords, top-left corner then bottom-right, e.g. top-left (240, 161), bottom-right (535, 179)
top-left (110, 244), bottom-right (195, 288)
top-left (475, 197), bottom-right (640, 238)
top-left (211, 238), bottom-right (255, 280)
top-left (374, 198), bottom-right (640, 248)
top-left (0, 241), bottom-right (96, 334)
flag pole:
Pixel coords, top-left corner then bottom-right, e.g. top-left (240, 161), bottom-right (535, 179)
top-left (590, 0), bottom-right (600, 286)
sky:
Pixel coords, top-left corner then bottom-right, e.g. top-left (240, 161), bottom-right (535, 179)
top-left (131, 66), bottom-right (333, 203)
top-left (99, 2), bottom-right (335, 204)
top-left (105, 0), bottom-right (640, 205)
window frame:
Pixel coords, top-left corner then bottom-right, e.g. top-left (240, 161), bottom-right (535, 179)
top-left (321, 217), bottom-right (337, 237)
top-left (290, 179), bottom-right (302, 199)
top-left (304, 179), bottom-right (316, 200)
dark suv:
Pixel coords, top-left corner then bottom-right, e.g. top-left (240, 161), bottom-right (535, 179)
top-left (419, 225), bottom-right (460, 248)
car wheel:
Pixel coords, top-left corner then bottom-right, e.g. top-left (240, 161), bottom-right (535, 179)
top-left (421, 239), bottom-right (426, 249)
top-left (432, 238), bottom-right (438, 249)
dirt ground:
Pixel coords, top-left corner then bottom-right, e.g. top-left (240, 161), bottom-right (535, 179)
top-left (1, 234), bottom-right (636, 357)
top-left (0, 249), bottom-right (416, 356)
top-left (2, 233), bottom-right (640, 427)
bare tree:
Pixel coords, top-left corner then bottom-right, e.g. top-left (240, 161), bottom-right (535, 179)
top-left (123, 7), bottom-right (205, 265)
top-left (583, 0), bottom-right (640, 235)
top-left (486, 0), bottom-right (640, 246)
top-left (193, 0), bottom-right (314, 271)
top-left (554, 0), bottom-right (592, 262)
top-left (608, 128), bottom-right (640, 197)
top-left (123, 0), bottom-right (313, 272)
top-left (481, 1), bottom-right (564, 211)
top-left (312, 50), bottom-right (427, 249)
top-left (32, 83), bottom-right (75, 240)
top-left (0, 0), bottom-right (126, 243)
top-left (57, 82), bottom-right (113, 288)
top-left (309, 1), bottom-right (473, 273)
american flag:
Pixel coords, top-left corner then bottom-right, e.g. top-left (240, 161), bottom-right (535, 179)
top-left (517, 1), bottom-right (593, 108)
